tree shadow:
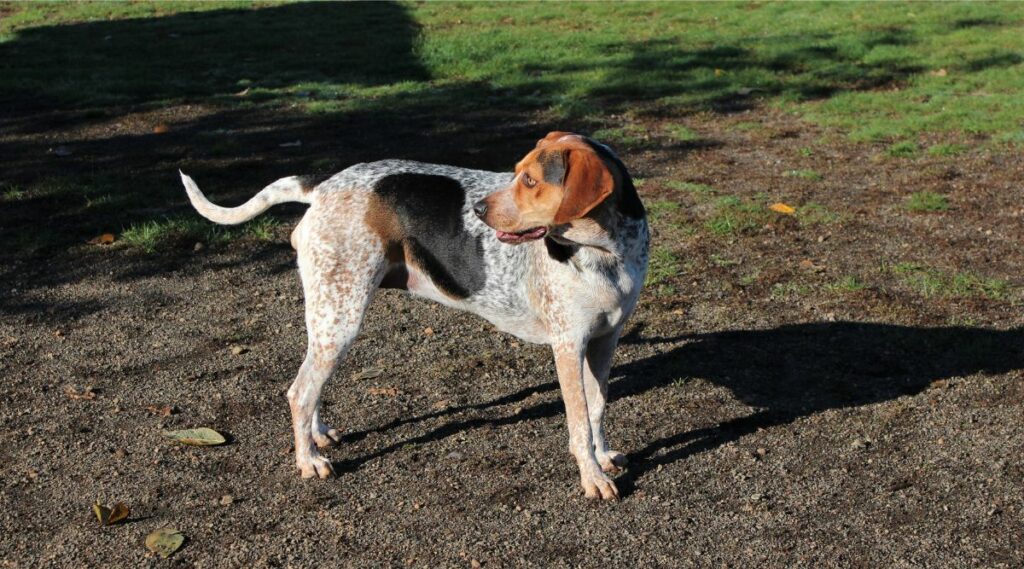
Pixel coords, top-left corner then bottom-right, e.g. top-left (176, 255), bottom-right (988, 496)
top-left (0, 2), bottom-right (428, 113)
top-left (334, 322), bottom-right (1024, 494)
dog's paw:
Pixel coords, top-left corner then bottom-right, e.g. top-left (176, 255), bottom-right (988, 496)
top-left (580, 467), bottom-right (619, 500)
top-left (596, 450), bottom-right (628, 473)
top-left (297, 454), bottom-right (335, 479)
top-left (312, 426), bottom-right (342, 449)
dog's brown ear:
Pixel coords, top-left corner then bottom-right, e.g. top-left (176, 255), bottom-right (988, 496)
top-left (554, 147), bottom-right (614, 225)
top-left (535, 131), bottom-right (575, 148)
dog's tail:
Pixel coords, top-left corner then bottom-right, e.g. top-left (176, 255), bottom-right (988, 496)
top-left (179, 170), bottom-right (315, 225)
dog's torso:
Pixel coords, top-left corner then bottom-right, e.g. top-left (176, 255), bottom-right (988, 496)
top-left (310, 159), bottom-right (648, 345)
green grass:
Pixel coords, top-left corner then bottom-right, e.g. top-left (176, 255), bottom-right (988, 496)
top-left (646, 245), bottom-right (681, 295)
top-left (889, 263), bottom-right (1011, 300)
top-left (667, 180), bottom-right (716, 196)
top-left (3, 2), bottom-right (1023, 143)
top-left (825, 276), bottom-right (867, 294)
top-left (121, 216), bottom-right (280, 252)
top-left (795, 202), bottom-right (840, 226)
top-left (927, 143), bottom-right (968, 157)
top-left (1, 185), bottom-right (26, 201)
top-left (646, 199), bottom-right (682, 224)
top-left (905, 191), bottom-right (949, 212)
top-left (886, 141), bottom-right (919, 157)
top-left (705, 196), bottom-right (766, 236)
top-left (591, 125), bottom-right (648, 147)
top-left (663, 124), bottom-right (701, 142)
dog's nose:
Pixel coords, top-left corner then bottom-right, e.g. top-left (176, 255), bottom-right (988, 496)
top-left (472, 200), bottom-right (488, 218)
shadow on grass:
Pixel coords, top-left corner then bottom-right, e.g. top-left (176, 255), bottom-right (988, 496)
top-left (334, 321), bottom-right (1024, 496)
top-left (4, 4), bottom-right (1022, 272)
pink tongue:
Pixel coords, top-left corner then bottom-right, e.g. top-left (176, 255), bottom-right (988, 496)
top-left (498, 227), bottom-right (545, 241)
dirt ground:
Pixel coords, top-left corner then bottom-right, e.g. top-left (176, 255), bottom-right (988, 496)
top-left (3, 87), bottom-right (1024, 567)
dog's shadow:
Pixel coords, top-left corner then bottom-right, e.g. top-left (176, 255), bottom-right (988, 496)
top-left (334, 321), bottom-right (1024, 488)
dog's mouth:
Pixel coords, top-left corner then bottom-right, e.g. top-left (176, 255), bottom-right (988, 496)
top-left (495, 226), bottom-right (547, 244)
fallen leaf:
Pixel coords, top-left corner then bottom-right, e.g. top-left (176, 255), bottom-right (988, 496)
top-left (146, 405), bottom-right (175, 417)
top-left (145, 527), bottom-right (185, 558)
top-left (423, 327), bottom-right (434, 336)
top-left (93, 500), bottom-right (129, 526)
top-left (65, 385), bottom-right (97, 401)
top-left (769, 202), bottom-right (796, 215)
top-left (368, 387), bottom-right (401, 397)
top-left (162, 427), bottom-right (227, 446)
top-left (87, 233), bottom-right (116, 245)
top-left (230, 345), bottom-right (248, 355)
top-left (234, 87), bottom-right (251, 97)
top-left (798, 259), bottom-right (824, 272)
top-left (152, 123), bottom-right (169, 134)
top-left (352, 367), bottom-right (383, 381)
top-left (714, 68), bottom-right (726, 77)
top-left (930, 68), bottom-right (948, 77)
top-left (431, 400), bottom-right (451, 410)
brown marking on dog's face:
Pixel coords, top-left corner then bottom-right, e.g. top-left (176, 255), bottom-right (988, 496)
top-left (477, 132), bottom-right (616, 239)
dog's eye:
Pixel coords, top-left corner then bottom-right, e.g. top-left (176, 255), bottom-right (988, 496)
top-left (522, 173), bottom-right (537, 188)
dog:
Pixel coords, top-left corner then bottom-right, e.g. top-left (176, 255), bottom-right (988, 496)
top-left (180, 132), bottom-right (649, 499)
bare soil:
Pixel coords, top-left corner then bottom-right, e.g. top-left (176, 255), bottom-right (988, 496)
top-left (1, 98), bottom-right (1023, 568)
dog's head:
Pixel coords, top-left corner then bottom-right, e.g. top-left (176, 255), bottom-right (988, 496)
top-left (474, 131), bottom-right (618, 244)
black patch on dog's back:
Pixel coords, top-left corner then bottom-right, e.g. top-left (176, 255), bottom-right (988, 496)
top-left (373, 173), bottom-right (486, 298)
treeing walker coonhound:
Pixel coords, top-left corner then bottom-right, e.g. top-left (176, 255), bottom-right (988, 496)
top-left (181, 131), bottom-right (649, 500)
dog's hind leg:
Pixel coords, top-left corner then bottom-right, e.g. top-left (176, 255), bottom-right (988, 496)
top-left (287, 205), bottom-right (385, 478)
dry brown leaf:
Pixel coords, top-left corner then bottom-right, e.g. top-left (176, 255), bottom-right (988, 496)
top-left (423, 327), bottom-right (434, 336)
top-left (87, 233), bottom-right (116, 245)
top-left (162, 427), bottom-right (227, 446)
top-left (769, 203), bottom-right (796, 215)
top-left (146, 405), bottom-right (175, 417)
top-left (352, 367), bottom-right (383, 381)
top-left (930, 68), bottom-right (948, 77)
top-left (368, 387), bottom-right (401, 397)
top-left (431, 400), bottom-right (452, 410)
top-left (93, 500), bottom-right (129, 526)
top-left (65, 385), bottom-right (97, 400)
top-left (152, 123), bottom-right (169, 134)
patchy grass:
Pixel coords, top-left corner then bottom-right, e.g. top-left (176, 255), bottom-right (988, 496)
top-left (795, 202), bottom-right (841, 226)
top-left (663, 124), bottom-right (701, 142)
top-left (927, 143), bottom-right (968, 157)
top-left (784, 169), bottom-right (823, 181)
top-left (889, 263), bottom-right (1011, 300)
top-left (646, 199), bottom-right (682, 225)
top-left (4, 3), bottom-right (1024, 143)
top-left (591, 125), bottom-right (648, 147)
top-left (705, 196), bottom-right (767, 236)
top-left (886, 141), bottom-right (919, 157)
top-left (825, 276), bottom-right (867, 294)
top-left (667, 180), bottom-right (716, 196)
top-left (905, 191), bottom-right (949, 212)
top-left (771, 281), bottom-right (812, 299)
top-left (646, 245), bottom-right (681, 295)
top-left (121, 216), bottom-right (281, 252)
top-left (2, 185), bottom-right (26, 201)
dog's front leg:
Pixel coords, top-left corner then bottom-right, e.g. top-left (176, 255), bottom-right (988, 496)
top-left (553, 341), bottom-right (619, 500)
